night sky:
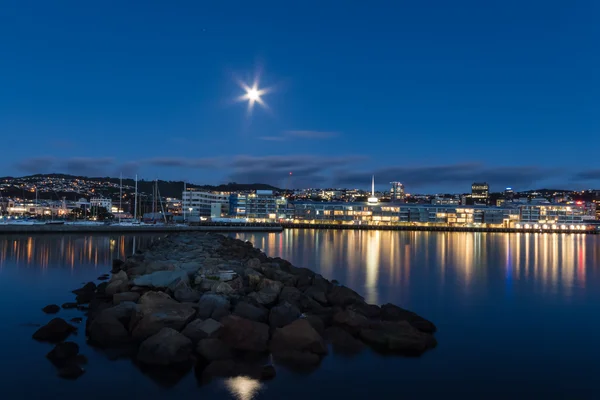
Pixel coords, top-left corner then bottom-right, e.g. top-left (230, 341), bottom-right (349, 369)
top-left (1, 1), bottom-right (598, 193)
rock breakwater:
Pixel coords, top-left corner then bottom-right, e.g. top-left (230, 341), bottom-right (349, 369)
top-left (32, 232), bottom-right (437, 382)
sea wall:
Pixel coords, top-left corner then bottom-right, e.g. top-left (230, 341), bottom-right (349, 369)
top-left (31, 232), bottom-right (437, 382)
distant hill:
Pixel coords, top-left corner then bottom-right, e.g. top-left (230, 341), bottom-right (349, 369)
top-left (0, 173), bottom-right (281, 199)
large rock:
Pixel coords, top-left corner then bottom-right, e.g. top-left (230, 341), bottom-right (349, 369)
top-left (304, 286), bottom-right (328, 305)
top-left (325, 327), bottom-right (364, 354)
top-left (105, 280), bottom-right (128, 296)
top-left (46, 341), bottom-right (80, 366)
top-left (213, 282), bottom-right (234, 295)
top-left (137, 327), bottom-right (193, 365)
top-left (181, 318), bottom-right (222, 343)
top-left (88, 314), bottom-right (130, 347)
top-left (130, 299), bottom-right (196, 341)
top-left (173, 282), bottom-right (201, 303)
top-left (138, 291), bottom-right (176, 306)
top-left (98, 301), bottom-right (139, 326)
top-left (72, 282), bottom-right (96, 296)
top-left (333, 309), bottom-right (369, 335)
top-left (111, 270), bottom-right (128, 282)
top-left (269, 302), bottom-right (300, 328)
top-left (113, 292), bottom-right (140, 305)
top-left (220, 315), bottom-right (269, 352)
top-left (248, 279), bottom-right (284, 306)
top-left (270, 319), bottom-right (327, 355)
top-left (359, 321), bottom-right (437, 355)
top-left (245, 269), bottom-right (263, 290)
top-left (132, 270), bottom-right (188, 290)
top-left (279, 286), bottom-right (303, 307)
top-left (32, 318), bottom-right (77, 343)
top-left (42, 304), bottom-right (60, 314)
top-left (196, 338), bottom-right (232, 361)
top-left (348, 302), bottom-right (381, 319)
top-left (233, 301), bottom-right (268, 323)
top-left (197, 294), bottom-right (230, 320)
top-left (380, 303), bottom-right (437, 333)
top-left (327, 285), bottom-right (364, 307)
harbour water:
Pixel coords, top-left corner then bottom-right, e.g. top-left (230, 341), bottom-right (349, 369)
top-left (1, 230), bottom-right (599, 399)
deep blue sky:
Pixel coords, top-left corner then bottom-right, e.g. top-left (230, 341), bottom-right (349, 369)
top-left (1, 0), bottom-right (598, 193)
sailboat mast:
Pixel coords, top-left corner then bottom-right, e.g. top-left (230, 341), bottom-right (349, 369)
top-left (134, 175), bottom-right (138, 222)
top-left (183, 180), bottom-right (186, 223)
top-left (119, 173), bottom-right (122, 223)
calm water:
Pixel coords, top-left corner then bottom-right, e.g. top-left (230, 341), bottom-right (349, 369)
top-left (1, 230), bottom-right (599, 399)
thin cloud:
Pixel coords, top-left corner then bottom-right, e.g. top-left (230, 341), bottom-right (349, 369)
top-left (259, 130), bottom-right (340, 141)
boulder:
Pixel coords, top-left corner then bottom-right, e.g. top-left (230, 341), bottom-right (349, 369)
top-left (245, 268), bottom-right (263, 290)
top-left (197, 294), bottom-right (230, 320)
top-left (181, 318), bottom-right (222, 343)
top-left (227, 276), bottom-right (244, 292)
top-left (248, 279), bottom-right (283, 307)
top-left (269, 302), bottom-right (301, 328)
top-left (326, 285), bottom-right (364, 307)
top-left (105, 280), bottom-right (128, 296)
top-left (220, 315), bottom-right (269, 352)
top-left (325, 327), bottom-right (364, 354)
top-left (113, 292), bottom-right (140, 305)
top-left (98, 301), bottom-right (139, 326)
top-left (333, 309), bottom-right (369, 335)
top-left (359, 321), bottom-right (436, 355)
top-left (196, 338), bottom-right (233, 361)
top-left (380, 303), bottom-right (437, 333)
top-left (173, 282), bottom-right (201, 303)
top-left (138, 291), bottom-right (176, 306)
top-left (304, 286), bottom-right (328, 305)
top-left (246, 258), bottom-right (261, 270)
top-left (132, 270), bottom-right (188, 291)
top-left (42, 304), bottom-right (60, 314)
top-left (304, 315), bottom-right (326, 336)
top-left (72, 282), bottom-right (96, 296)
top-left (88, 314), bottom-right (130, 347)
top-left (46, 341), bottom-right (80, 366)
top-left (130, 299), bottom-right (196, 341)
top-left (213, 282), bottom-right (234, 295)
top-left (32, 318), bottom-right (77, 343)
top-left (111, 270), bottom-right (128, 282)
top-left (312, 274), bottom-right (332, 292)
top-left (262, 268), bottom-right (297, 287)
top-left (233, 301), bottom-right (268, 323)
top-left (348, 302), bottom-right (381, 319)
top-left (137, 327), bottom-right (193, 366)
top-left (270, 319), bottom-right (327, 355)
top-left (279, 286), bottom-right (303, 307)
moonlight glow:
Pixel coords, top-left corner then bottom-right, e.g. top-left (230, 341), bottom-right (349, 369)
top-left (236, 79), bottom-right (270, 115)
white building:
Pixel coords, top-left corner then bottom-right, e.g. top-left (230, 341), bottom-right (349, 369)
top-left (182, 190), bottom-right (229, 217)
top-left (90, 197), bottom-right (112, 210)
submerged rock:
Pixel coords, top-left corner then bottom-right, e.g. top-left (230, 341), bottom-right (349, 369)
top-left (220, 315), bottom-right (269, 352)
top-left (32, 318), bottom-right (77, 343)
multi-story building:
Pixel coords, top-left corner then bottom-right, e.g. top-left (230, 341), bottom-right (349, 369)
top-left (90, 197), bottom-right (112, 211)
top-left (518, 202), bottom-right (596, 226)
top-left (292, 202), bottom-right (520, 227)
top-left (390, 182), bottom-right (405, 203)
top-left (471, 182), bottom-right (489, 203)
top-left (230, 190), bottom-right (287, 221)
top-left (182, 190), bottom-right (228, 218)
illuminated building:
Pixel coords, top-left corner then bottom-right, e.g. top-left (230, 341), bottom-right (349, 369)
top-left (471, 182), bottom-right (489, 202)
top-left (182, 190), bottom-right (228, 217)
top-left (504, 187), bottom-right (515, 201)
top-left (390, 181), bottom-right (405, 203)
top-left (90, 197), bottom-right (112, 210)
top-left (229, 190), bottom-right (287, 221)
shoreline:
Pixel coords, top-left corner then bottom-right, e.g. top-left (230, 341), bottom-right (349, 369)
top-left (0, 221), bottom-right (596, 234)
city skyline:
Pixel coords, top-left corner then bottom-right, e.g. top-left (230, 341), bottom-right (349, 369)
top-left (1, 1), bottom-right (598, 192)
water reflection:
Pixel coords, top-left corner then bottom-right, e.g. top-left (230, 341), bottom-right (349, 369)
top-left (0, 234), bottom-right (160, 269)
top-left (223, 376), bottom-right (263, 400)
top-left (239, 230), bottom-right (596, 301)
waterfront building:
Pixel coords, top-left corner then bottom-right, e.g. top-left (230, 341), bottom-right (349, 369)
top-left (230, 190), bottom-right (287, 221)
top-left (292, 202), bottom-right (520, 227)
top-left (471, 182), bottom-right (489, 203)
top-left (390, 181), bottom-right (405, 203)
top-left (90, 197), bottom-right (112, 211)
top-left (182, 190), bottom-right (228, 218)
top-left (431, 196), bottom-right (460, 205)
top-left (504, 187), bottom-right (515, 201)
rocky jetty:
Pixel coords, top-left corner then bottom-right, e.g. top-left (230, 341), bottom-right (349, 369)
top-left (32, 232), bottom-right (437, 382)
